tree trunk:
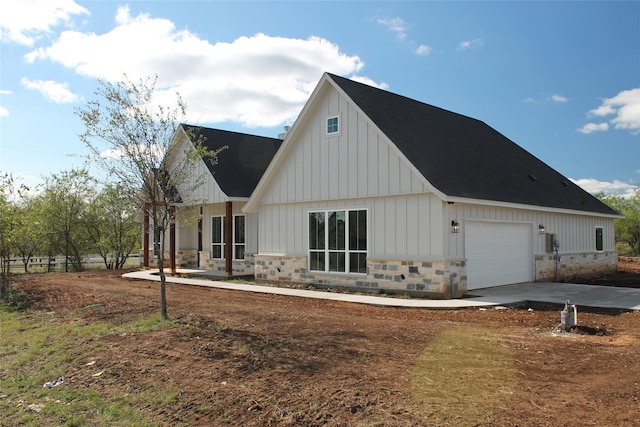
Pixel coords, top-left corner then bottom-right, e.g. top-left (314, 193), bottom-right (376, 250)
top-left (159, 233), bottom-right (168, 320)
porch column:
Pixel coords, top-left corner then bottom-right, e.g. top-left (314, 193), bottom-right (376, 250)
top-left (143, 204), bottom-right (150, 268)
top-left (170, 207), bottom-right (176, 273)
top-left (225, 201), bottom-right (233, 275)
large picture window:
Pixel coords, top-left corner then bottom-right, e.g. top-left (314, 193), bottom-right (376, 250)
top-left (309, 209), bottom-right (367, 274)
top-left (212, 215), bottom-right (246, 260)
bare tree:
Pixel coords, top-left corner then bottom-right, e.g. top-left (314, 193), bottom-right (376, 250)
top-left (76, 75), bottom-right (221, 319)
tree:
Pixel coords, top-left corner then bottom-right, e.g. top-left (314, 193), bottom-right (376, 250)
top-left (76, 75), bottom-right (221, 319)
top-left (0, 173), bottom-right (20, 300)
top-left (41, 169), bottom-right (96, 272)
top-left (14, 193), bottom-right (47, 273)
top-left (85, 183), bottom-right (140, 269)
top-left (598, 190), bottom-right (640, 255)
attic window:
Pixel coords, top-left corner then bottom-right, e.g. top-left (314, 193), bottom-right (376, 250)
top-left (326, 116), bottom-right (339, 135)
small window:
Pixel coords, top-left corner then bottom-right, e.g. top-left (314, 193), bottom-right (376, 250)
top-left (595, 227), bottom-right (603, 251)
top-left (234, 215), bottom-right (245, 260)
top-left (327, 116), bottom-right (339, 135)
top-left (211, 216), bottom-right (225, 259)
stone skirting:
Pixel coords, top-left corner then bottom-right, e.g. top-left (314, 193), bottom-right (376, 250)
top-left (535, 251), bottom-right (617, 282)
top-left (199, 251), bottom-right (255, 276)
top-left (254, 255), bottom-right (467, 299)
top-left (178, 250), bottom-right (198, 269)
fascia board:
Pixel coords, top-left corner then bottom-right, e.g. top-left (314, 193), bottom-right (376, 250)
top-left (444, 196), bottom-right (624, 219)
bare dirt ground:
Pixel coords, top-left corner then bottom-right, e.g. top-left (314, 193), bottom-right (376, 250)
top-left (12, 258), bottom-right (640, 426)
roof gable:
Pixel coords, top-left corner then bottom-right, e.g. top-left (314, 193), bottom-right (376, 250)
top-left (181, 125), bottom-right (282, 198)
top-left (328, 74), bottom-right (618, 216)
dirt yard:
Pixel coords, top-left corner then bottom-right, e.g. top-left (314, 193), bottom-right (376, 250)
top-left (11, 258), bottom-right (640, 426)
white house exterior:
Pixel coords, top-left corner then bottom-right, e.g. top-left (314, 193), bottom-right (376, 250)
top-left (244, 73), bottom-right (620, 298)
top-left (142, 125), bottom-right (282, 276)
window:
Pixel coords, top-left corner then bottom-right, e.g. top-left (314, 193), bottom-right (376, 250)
top-left (309, 209), bottom-right (367, 273)
top-left (212, 215), bottom-right (246, 260)
top-left (211, 216), bottom-right (225, 259)
top-left (234, 215), bottom-right (245, 260)
top-left (595, 227), bottom-right (603, 251)
top-left (327, 116), bottom-right (339, 135)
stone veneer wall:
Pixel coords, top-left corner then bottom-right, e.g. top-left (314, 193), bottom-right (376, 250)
top-left (254, 255), bottom-right (467, 299)
top-left (198, 251), bottom-right (255, 276)
top-left (178, 250), bottom-right (198, 269)
top-left (535, 251), bottom-right (617, 282)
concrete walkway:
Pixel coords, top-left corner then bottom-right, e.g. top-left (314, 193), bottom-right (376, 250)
top-left (123, 270), bottom-right (640, 311)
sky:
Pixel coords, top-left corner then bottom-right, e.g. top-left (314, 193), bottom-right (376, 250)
top-left (1, 0), bottom-right (639, 197)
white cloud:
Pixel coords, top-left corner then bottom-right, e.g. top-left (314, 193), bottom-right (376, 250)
top-left (577, 122), bottom-right (609, 134)
top-left (0, 89), bottom-right (13, 95)
top-left (376, 17), bottom-right (409, 40)
top-left (26, 6), bottom-right (376, 128)
top-left (550, 94), bottom-right (568, 103)
top-left (350, 76), bottom-right (389, 90)
top-left (0, 0), bottom-right (88, 46)
top-left (570, 177), bottom-right (638, 198)
top-left (0, 105), bottom-right (8, 117)
top-left (457, 38), bottom-right (484, 51)
top-left (583, 88), bottom-right (640, 135)
top-left (20, 78), bottom-right (80, 103)
top-left (415, 44), bottom-right (432, 56)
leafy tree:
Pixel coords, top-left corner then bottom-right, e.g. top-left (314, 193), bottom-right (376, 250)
top-left (85, 183), bottom-right (140, 269)
top-left (76, 75), bottom-right (221, 319)
top-left (598, 190), bottom-right (640, 255)
top-left (0, 173), bottom-right (20, 299)
top-left (14, 193), bottom-right (47, 272)
top-left (41, 169), bottom-right (96, 272)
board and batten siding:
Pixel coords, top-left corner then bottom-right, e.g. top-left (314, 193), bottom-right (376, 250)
top-left (260, 84), bottom-right (429, 206)
top-left (171, 135), bottom-right (228, 206)
top-left (200, 203), bottom-right (258, 255)
top-left (445, 202), bottom-right (615, 259)
top-left (257, 193), bottom-right (444, 259)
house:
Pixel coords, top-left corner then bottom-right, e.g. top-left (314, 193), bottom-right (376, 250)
top-left (142, 125), bottom-right (282, 276)
top-left (243, 73), bottom-right (621, 298)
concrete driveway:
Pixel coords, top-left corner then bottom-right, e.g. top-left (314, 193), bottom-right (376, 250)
top-left (472, 282), bottom-right (640, 311)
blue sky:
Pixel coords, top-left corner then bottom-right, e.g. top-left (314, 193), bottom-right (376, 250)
top-left (1, 1), bottom-right (639, 196)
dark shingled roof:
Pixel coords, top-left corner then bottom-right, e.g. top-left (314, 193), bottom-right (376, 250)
top-left (181, 125), bottom-right (282, 198)
top-left (328, 74), bottom-right (618, 216)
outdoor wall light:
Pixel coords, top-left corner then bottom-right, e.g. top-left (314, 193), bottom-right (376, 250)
top-left (451, 220), bottom-right (460, 234)
top-left (538, 224), bottom-right (546, 234)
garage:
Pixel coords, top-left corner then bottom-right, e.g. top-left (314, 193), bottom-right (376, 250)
top-left (465, 221), bottom-right (533, 290)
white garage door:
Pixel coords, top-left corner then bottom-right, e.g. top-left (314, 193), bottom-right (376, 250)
top-left (465, 221), bottom-right (533, 290)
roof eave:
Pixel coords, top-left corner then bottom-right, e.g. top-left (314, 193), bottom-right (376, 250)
top-left (443, 195), bottom-right (624, 219)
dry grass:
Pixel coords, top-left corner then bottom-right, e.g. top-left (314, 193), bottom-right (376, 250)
top-left (411, 326), bottom-right (517, 426)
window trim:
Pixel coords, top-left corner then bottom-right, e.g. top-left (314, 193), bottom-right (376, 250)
top-left (233, 214), bottom-right (246, 261)
top-left (595, 226), bottom-right (604, 252)
top-left (211, 215), bottom-right (225, 259)
top-left (326, 115), bottom-right (341, 137)
top-left (308, 208), bottom-right (368, 275)
top-left (211, 214), bottom-right (246, 260)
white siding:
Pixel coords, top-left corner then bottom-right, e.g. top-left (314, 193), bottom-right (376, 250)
top-left (257, 193), bottom-right (444, 259)
top-left (171, 135), bottom-right (229, 205)
top-left (445, 202), bottom-right (616, 258)
top-left (259, 85), bottom-right (429, 205)
top-left (200, 203), bottom-right (258, 255)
